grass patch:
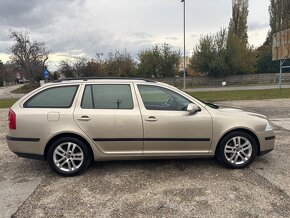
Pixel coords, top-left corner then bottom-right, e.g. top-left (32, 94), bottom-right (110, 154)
top-left (189, 88), bottom-right (290, 102)
top-left (11, 83), bottom-right (40, 94)
top-left (0, 99), bottom-right (19, 108)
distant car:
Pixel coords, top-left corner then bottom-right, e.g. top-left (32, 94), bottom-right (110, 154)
top-left (7, 78), bottom-right (275, 176)
top-left (16, 78), bottom-right (29, 84)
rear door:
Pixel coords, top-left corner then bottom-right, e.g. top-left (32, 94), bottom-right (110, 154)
top-left (74, 83), bottom-right (144, 155)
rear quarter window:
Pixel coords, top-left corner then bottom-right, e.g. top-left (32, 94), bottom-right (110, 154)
top-left (24, 85), bottom-right (79, 108)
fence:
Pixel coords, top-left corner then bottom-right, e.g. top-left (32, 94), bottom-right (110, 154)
top-left (155, 73), bottom-right (290, 88)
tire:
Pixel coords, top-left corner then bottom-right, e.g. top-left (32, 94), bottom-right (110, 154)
top-left (216, 131), bottom-right (258, 169)
top-left (47, 137), bottom-right (92, 176)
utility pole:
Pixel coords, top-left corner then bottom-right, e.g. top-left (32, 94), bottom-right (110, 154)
top-left (0, 60), bottom-right (3, 87)
top-left (279, 60), bottom-right (284, 89)
top-left (181, 0), bottom-right (186, 90)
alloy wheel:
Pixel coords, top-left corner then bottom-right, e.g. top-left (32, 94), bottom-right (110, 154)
top-left (224, 136), bottom-right (253, 165)
top-left (53, 142), bottom-right (84, 172)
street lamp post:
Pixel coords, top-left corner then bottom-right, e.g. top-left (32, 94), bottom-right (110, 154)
top-left (181, 0), bottom-right (186, 90)
top-left (0, 61), bottom-right (3, 87)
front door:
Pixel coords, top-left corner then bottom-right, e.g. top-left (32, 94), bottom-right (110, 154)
top-left (135, 84), bottom-right (212, 155)
top-left (74, 83), bottom-right (143, 155)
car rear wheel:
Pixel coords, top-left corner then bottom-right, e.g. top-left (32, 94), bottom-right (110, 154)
top-left (47, 137), bottom-right (92, 176)
top-left (216, 131), bottom-right (258, 169)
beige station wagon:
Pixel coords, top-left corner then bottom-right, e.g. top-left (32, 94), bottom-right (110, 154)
top-left (7, 78), bottom-right (275, 176)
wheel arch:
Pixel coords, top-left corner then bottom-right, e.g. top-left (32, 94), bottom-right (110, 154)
top-left (215, 128), bottom-right (261, 156)
top-left (44, 132), bottom-right (94, 160)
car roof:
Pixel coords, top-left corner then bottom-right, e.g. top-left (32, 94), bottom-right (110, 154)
top-left (41, 77), bottom-right (173, 90)
top-left (52, 77), bottom-right (157, 84)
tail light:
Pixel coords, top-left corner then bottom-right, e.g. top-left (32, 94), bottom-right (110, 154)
top-left (8, 109), bottom-right (16, 129)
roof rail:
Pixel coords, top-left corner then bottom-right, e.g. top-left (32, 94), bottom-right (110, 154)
top-left (53, 77), bottom-right (157, 83)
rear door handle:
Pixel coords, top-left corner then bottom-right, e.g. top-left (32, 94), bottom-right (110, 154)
top-left (145, 116), bottom-right (158, 122)
top-left (77, 115), bottom-right (91, 121)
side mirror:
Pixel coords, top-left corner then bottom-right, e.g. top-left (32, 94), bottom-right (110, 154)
top-left (187, 103), bottom-right (200, 113)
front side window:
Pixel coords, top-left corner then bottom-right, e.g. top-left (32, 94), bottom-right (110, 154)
top-left (24, 86), bottom-right (79, 108)
top-left (138, 85), bottom-right (191, 111)
top-left (81, 84), bottom-right (133, 109)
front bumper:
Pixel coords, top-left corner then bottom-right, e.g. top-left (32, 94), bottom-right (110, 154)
top-left (256, 130), bottom-right (275, 156)
top-left (259, 148), bottom-right (274, 156)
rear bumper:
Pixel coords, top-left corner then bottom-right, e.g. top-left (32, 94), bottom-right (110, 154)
top-left (6, 136), bottom-right (40, 142)
top-left (6, 135), bottom-right (45, 159)
top-left (13, 152), bottom-right (44, 160)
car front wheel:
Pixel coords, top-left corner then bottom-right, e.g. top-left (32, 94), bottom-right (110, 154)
top-left (216, 131), bottom-right (258, 169)
top-left (47, 137), bottom-right (92, 176)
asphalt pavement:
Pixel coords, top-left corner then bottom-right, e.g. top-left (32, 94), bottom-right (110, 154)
top-left (0, 84), bottom-right (25, 99)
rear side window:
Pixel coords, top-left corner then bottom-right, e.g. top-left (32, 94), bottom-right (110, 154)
top-left (81, 84), bottom-right (133, 109)
top-left (24, 86), bottom-right (79, 108)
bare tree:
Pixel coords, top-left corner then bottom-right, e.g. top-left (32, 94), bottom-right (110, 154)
top-left (9, 29), bottom-right (49, 81)
top-left (59, 60), bottom-right (75, 78)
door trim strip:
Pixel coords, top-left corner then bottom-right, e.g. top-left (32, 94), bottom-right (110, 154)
top-left (93, 138), bottom-right (210, 142)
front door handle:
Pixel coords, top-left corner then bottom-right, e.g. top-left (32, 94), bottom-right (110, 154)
top-left (77, 115), bottom-right (91, 121)
top-left (145, 116), bottom-right (158, 122)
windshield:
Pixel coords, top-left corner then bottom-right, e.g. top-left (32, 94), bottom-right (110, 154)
top-left (192, 96), bottom-right (219, 109)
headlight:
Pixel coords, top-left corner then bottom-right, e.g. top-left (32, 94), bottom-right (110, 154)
top-left (265, 122), bottom-right (273, 131)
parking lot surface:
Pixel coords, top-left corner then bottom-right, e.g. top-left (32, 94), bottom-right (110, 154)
top-left (0, 99), bottom-right (290, 217)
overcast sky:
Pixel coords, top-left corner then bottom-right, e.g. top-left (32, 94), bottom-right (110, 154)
top-left (0, 0), bottom-right (270, 69)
